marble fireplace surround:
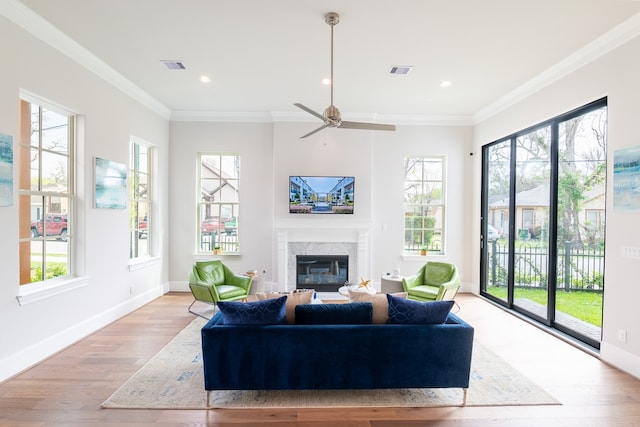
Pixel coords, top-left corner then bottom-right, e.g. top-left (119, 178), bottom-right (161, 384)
top-left (276, 222), bottom-right (370, 292)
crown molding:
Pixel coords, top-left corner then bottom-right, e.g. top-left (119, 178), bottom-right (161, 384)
top-left (5, 0), bottom-right (638, 126)
top-left (272, 111), bottom-right (473, 126)
top-left (170, 111), bottom-right (272, 122)
top-left (1, 0), bottom-right (171, 119)
top-left (473, 11), bottom-right (640, 124)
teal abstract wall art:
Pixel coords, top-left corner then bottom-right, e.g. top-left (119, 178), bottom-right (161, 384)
top-left (613, 145), bottom-right (640, 213)
top-left (95, 157), bottom-right (127, 209)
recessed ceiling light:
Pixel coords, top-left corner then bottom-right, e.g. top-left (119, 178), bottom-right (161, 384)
top-left (322, 78), bottom-right (331, 85)
top-left (390, 66), bottom-right (413, 75)
top-left (200, 75), bottom-right (211, 83)
top-left (440, 80), bottom-right (452, 87)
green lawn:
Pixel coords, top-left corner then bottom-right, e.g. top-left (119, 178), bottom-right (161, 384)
top-left (487, 286), bottom-right (602, 327)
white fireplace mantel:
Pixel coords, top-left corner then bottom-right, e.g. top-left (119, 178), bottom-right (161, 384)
top-left (275, 219), bottom-right (371, 291)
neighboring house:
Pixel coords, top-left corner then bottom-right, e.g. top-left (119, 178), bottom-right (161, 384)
top-left (488, 184), bottom-right (605, 240)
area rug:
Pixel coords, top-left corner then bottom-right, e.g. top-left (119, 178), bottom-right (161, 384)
top-left (101, 317), bottom-right (561, 409)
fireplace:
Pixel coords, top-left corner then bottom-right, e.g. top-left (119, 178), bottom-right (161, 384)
top-left (296, 255), bottom-right (348, 292)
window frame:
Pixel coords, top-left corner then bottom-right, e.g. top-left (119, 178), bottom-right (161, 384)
top-left (197, 153), bottom-right (241, 255)
top-left (17, 94), bottom-right (77, 292)
top-left (403, 155), bottom-right (446, 256)
top-left (129, 138), bottom-right (153, 260)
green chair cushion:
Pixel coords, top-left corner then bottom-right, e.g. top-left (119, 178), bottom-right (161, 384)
top-left (216, 285), bottom-right (249, 300)
top-left (407, 285), bottom-right (439, 300)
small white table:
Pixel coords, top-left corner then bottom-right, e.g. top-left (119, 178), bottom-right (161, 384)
top-left (381, 275), bottom-right (404, 294)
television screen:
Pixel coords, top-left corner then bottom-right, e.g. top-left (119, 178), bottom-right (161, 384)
top-left (289, 176), bottom-right (355, 214)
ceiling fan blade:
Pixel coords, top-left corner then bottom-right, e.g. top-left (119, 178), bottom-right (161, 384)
top-left (294, 103), bottom-right (327, 122)
top-left (300, 124), bottom-right (330, 139)
top-left (339, 121), bottom-right (396, 131)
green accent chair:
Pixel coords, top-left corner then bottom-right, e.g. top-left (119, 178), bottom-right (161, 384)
top-left (402, 261), bottom-right (460, 302)
top-left (188, 260), bottom-right (253, 319)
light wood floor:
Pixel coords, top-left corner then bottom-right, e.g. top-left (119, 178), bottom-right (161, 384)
top-left (1, 292), bottom-right (639, 426)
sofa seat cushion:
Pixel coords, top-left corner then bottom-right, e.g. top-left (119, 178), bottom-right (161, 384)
top-left (387, 294), bottom-right (454, 324)
top-left (217, 296), bottom-right (287, 325)
top-left (216, 285), bottom-right (249, 299)
top-left (295, 302), bottom-right (373, 324)
top-left (407, 284), bottom-right (439, 300)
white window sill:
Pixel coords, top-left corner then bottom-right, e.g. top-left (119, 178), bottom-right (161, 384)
top-left (128, 256), bottom-right (160, 271)
top-left (401, 254), bottom-right (443, 261)
top-left (16, 276), bottom-right (89, 306)
top-left (194, 253), bottom-right (240, 261)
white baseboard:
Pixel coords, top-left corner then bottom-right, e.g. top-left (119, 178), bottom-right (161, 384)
top-left (0, 285), bottom-right (164, 383)
top-left (600, 341), bottom-right (640, 380)
top-left (170, 280), bottom-right (191, 292)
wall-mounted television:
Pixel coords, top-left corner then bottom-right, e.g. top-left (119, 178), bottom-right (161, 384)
top-left (289, 176), bottom-right (355, 214)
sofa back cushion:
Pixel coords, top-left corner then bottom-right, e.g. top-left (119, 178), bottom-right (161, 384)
top-left (255, 290), bottom-right (314, 324)
top-left (295, 302), bottom-right (373, 325)
top-left (195, 260), bottom-right (225, 286)
top-left (347, 289), bottom-right (408, 324)
top-left (217, 296), bottom-right (287, 325)
top-left (387, 294), bottom-right (454, 324)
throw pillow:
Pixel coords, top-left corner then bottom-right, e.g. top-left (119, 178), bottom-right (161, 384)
top-left (347, 289), bottom-right (408, 324)
top-left (386, 294), bottom-right (454, 324)
top-left (255, 290), bottom-right (314, 324)
top-left (217, 296), bottom-right (287, 325)
top-left (295, 302), bottom-right (373, 325)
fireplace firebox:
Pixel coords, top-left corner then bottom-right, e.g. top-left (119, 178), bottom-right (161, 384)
top-left (296, 255), bottom-right (348, 292)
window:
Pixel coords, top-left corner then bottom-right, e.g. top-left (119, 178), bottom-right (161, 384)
top-left (198, 154), bottom-right (240, 254)
top-left (129, 140), bottom-right (152, 259)
top-left (404, 156), bottom-right (445, 255)
top-left (18, 99), bottom-right (74, 285)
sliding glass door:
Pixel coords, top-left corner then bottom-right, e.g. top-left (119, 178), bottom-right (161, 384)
top-left (480, 99), bottom-right (606, 348)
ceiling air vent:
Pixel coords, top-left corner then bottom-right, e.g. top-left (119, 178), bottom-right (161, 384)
top-left (161, 60), bottom-right (186, 70)
top-left (389, 66), bottom-right (413, 75)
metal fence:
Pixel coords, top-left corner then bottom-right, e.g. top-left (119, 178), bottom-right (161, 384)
top-left (200, 233), bottom-right (238, 253)
top-left (487, 240), bottom-right (604, 292)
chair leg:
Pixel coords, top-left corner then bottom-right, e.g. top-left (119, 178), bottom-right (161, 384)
top-left (188, 299), bottom-right (215, 320)
top-left (462, 388), bottom-right (468, 406)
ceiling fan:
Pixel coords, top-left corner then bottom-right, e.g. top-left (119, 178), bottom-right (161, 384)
top-left (294, 12), bottom-right (396, 139)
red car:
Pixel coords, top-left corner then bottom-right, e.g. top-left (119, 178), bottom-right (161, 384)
top-left (31, 214), bottom-right (68, 239)
top-left (201, 217), bottom-right (225, 235)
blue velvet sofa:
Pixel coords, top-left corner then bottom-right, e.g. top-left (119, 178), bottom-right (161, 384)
top-left (200, 299), bottom-right (475, 406)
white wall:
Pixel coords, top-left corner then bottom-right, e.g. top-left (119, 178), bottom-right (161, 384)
top-left (168, 121), bottom-right (275, 285)
top-left (472, 36), bottom-right (640, 378)
top-left (0, 15), bottom-right (170, 381)
top-left (2, 1), bottom-right (638, 384)
top-left (371, 125), bottom-right (474, 285)
top-left (168, 119), bottom-right (473, 293)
